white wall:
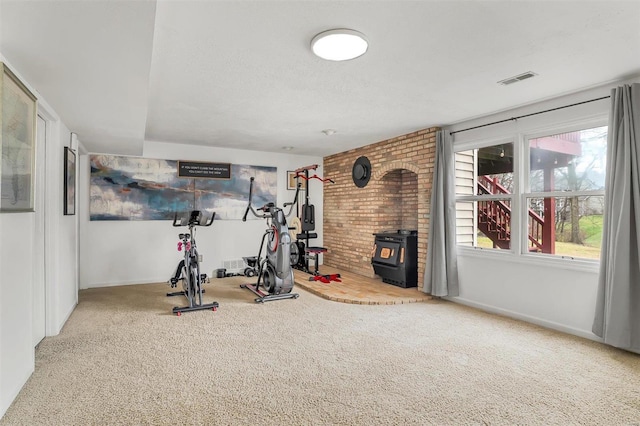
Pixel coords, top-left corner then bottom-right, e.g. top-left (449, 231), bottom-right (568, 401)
top-left (0, 55), bottom-right (79, 417)
top-left (455, 252), bottom-right (599, 339)
top-left (51, 122), bottom-right (79, 330)
top-left (0, 214), bottom-right (34, 417)
top-left (79, 141), bottom-right (323, 288)
top-left (447, 76), bottom-right (640, 340)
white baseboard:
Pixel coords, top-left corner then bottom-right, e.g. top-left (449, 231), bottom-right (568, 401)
top-left (0, 365), bottom-right (34, 420)
top-left (446, 296), bottom-right (604, 343)
top-left (81, 279), bottom-right (166, 289)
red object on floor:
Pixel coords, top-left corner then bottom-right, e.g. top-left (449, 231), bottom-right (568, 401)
top-left (309, 273), bottom-right (341, 284)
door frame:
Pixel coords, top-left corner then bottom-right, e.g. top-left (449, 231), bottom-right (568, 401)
top-left (35, 102), bottom-right (59, 337)
top-left (33, 114), bottom-right (47, 346)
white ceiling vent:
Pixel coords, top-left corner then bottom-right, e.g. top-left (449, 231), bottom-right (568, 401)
top-left (498, 71), bottom-right (537, 86)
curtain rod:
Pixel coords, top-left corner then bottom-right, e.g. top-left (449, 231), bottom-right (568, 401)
top-left (449, 95), bottom-right (611, 135)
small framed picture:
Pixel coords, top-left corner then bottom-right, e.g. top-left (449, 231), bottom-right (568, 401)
top-left (287, 171), bottom-right (298, 190)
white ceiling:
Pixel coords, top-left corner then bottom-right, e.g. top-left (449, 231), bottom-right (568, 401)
top-left (1, 0), bottom-right (639, 157)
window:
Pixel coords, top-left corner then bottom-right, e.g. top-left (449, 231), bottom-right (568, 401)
top-left (455, 142), bottom-right (514, 250)
top-left (525, 126), bottom-right (607, 259)
top-left (455, 125), bottom-right (607, 261)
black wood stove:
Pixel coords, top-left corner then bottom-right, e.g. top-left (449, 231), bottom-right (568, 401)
top-left (371, 230), bottom-right (418, 288)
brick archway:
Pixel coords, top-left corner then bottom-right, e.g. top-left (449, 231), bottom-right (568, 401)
top-left (373, 161), bottom-right (421, 181)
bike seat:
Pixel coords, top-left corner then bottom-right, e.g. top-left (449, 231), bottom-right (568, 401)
top-left (306, 246), bottom-right (327, 253)
top-left (297, 232), bottom-right (318, 239)
top-left (259, 202), bottom-right (276, 211)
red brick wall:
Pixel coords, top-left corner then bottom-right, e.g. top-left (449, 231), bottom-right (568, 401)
top-left (400, 170), bottom-right (419, 230)
top-left (323, 128), bottom-right (438, 290)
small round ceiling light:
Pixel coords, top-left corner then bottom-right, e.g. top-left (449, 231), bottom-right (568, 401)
top-left (311, 29), bottom-right (368, 61)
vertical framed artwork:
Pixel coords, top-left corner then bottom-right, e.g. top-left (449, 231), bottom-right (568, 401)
top-left (287, 170), bottom-right (298, 190)
top-left (64, 147), bottom-right (76, 215)
top-left (0, 62), bottom-right (37, 212)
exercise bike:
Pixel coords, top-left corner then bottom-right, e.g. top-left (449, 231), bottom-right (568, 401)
top-left (168, 210), bottom-right (219, 315)
top-left (241, 177), bottom-right (300, 303)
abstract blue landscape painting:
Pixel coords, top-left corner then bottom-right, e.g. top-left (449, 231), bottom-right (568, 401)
top-left (90, 155), bottom-right (193, 220)
top-left (89, 155), bottom-right (277, 221)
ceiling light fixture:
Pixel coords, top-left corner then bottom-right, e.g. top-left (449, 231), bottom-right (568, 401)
top-left (322, 129), bottom-right (337, 136)
top-left (311, 29), bottom-right (368, 61)
top-left (282, 146), bottom-right (294, 151)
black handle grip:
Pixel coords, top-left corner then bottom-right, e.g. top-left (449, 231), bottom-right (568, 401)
top-left (203, 211), bottom-right (215, 226)
top-left (172, 212), bottom-right (183, 227)
top-left (284, 182), bottom-right (301, 218)
top-left (242, 177), bottom-right (255, 222)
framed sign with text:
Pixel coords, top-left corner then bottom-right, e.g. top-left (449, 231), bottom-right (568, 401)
top-left (177, 161), bottom-right (231, 179)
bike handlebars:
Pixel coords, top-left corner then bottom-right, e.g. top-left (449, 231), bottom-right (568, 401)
top-left (242, 177), bottom-right (300, 222)
top-left (172, 210), bottom-right (215, 227)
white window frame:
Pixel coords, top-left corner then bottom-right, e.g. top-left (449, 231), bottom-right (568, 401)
top-left (520, 118), bottom-right (608, 260)
top-left (453, 115), bottom-right (608, 268)
top-left (455, 137), bottom-right (518, 253)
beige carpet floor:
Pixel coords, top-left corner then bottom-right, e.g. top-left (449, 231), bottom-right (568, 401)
top-left (1, 277), bottom-right (639, 425)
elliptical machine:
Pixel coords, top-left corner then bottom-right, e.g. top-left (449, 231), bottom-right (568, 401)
top-left (241, 177), bottom-right (300, 303)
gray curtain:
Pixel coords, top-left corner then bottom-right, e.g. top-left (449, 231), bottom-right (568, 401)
top-left (593, 83), bottom-right (640, 353)
top-left (423, 130), bottom-right (459, 297)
